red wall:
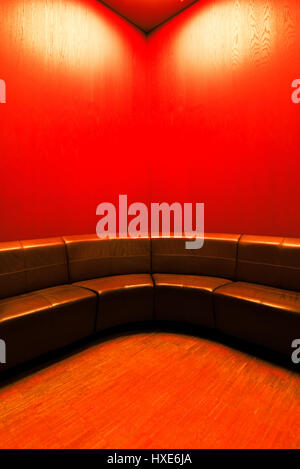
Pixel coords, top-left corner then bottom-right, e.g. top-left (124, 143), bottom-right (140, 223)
top-left (0, 0), bottom-right (148, 241)
top-left (148, 0), bottom-right (300, 237)
top-left (1, 0), bottom-right (300, 241)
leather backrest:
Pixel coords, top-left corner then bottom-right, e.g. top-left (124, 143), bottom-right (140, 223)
top-left (151, 234), bottom-right (240, 279)
top-left (237, 235), bottom-right (283, 287)
top-left (64, 235), bottom-right (151, 282)
top-left (22, 238), bottom-right (68, 291)
top-left (2, 233), bottom-right (299, 299)
top-left (0, 241), bottom-right (26, 299)
top-left (280, 238), bottom-right (300, 291)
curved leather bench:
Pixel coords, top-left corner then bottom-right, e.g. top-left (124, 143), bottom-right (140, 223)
top-left (0, 234), bottom-right (299, 372)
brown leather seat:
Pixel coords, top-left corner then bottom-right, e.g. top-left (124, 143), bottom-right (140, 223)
top-left (236, 235), bottom-right (283, 287)
top-left (153, 274), bottom-right (232, 327)
top-left (0, 292), bottom-right (52, 370)
top-left (2, 232), bottom-right (300, 373)
top-left (0, 287), bottom-right (96, 371)
top-left (22, 237), bottom-right (69, 291)
top-left (63, 235), bottom-right (151, 282)
top-left (36, 285), bottom-right (97, 347)
top-left (214, 235), bottom-right (300, 355)
top-left (0, 241), bottom-right (26, 300)
top-left (152, 234), bottom-right (240, 277)
top-left (214, 282), bottom-right (300, 355)
top-left (152, 234), bottom-right (239, 324)
top-left (0, 237), bottom-right (69, 299)
top-left (75, 274), bottom-right (154, 330)
top-left (280, 238), bottom-right (300, 291)
top-left (64, 236), bottom-right (153, 330)
top-left (0, 238), bottom-right (97, 371)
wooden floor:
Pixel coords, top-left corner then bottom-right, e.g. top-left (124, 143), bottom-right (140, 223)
top-left (0, 331), bottom-right (299, 449)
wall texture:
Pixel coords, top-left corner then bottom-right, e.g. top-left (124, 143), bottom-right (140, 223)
top-left (0, 0), bottom-right (300, 241)
top-left (148, 0), bottom-right (300, 237)
top-left (0, 0), bottom-right (148, 241)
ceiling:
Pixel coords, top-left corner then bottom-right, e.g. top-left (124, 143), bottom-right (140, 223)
top-left (100, 0), bottom-right (198, 32)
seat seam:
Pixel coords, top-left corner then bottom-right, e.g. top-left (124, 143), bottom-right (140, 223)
top-left (235, 233), bottom-right (243, 281)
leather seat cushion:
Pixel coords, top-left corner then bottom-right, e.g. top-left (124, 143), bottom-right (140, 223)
top-left (0, 285), bottom-right (97, 370)
top-left (214, 281), bottom-right (300, 354)
top-left (0, 292), bottom-right (53, 370)
top-left (36, 285), bottom-right (97, 348)
top-left (153, 274), bottom-right (232, 327)
top-left (75, 274), bottom-right (154, 330)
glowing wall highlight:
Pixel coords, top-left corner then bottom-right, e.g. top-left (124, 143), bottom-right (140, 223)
top-left (148, 0), bottom-right (300, 236)
top-left (0, 0), bottom-right (148, 241)
top-left (1, 0), bottom-right (300, 241)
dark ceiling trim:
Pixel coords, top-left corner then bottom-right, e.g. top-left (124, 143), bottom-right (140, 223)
top-left (147, 0), bottom-right (200, 35)
top-left (97, 0), bottom-right (147, 33)
top-left (97, 0), bottom-right (200, 35)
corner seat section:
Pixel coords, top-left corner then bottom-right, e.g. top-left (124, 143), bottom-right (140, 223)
top-left (214, 281), bottom-right (300, 355)
top-left (36, 284), bottom-right (97, 347)
top-left (153, 274), bottom-right (232, 327)
top-left (0, 236), bottom-right (98, 372)
top-left (0, 285), bottom-right (97, 372)
top-left (63, 235), bottom-right (154, 331)
top-left (152, 234), bottom-right (240, 327)
top-left (74, 274), bottom-right (154, 331)
top-left (0, 291), bottom-right (53, 371)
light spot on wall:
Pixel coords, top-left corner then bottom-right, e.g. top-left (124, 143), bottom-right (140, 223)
top-left (3, 0), bottom-right (124, 75)
top-left (175, 0), bottom-right (274, 76)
